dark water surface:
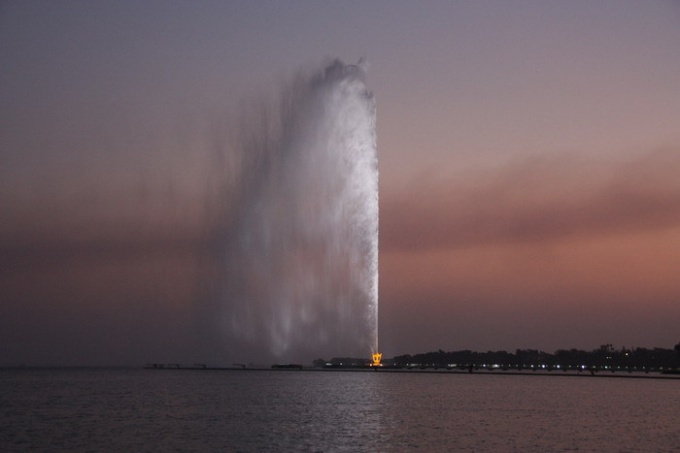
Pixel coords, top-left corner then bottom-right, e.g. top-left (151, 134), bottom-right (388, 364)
top-left (1, 368), bottom-right (679, 452)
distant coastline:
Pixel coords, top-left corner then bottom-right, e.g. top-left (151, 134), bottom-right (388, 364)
top-left (141, 343), bottom-right (680, 378)
top-left (140, 364), bottom-right (680, 380)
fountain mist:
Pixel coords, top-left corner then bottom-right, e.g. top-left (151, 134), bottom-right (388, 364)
top-left (211, 59), bottom-right (378, 362)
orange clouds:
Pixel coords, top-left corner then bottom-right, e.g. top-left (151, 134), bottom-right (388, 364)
top-left (382, 227), bottom-right (680, 304)
top-left (381, 149), bottom-right (680, 252)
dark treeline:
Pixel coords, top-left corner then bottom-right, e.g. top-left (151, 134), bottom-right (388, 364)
top-left (388, 343), bottom-right (680, 372)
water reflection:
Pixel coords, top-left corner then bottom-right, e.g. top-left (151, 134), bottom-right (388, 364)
top-left (3, 369), bottom-right (679, 451)
top-left (223, 371), bottom-right (387, 451)
top-left (372, 372), bottom-right (680, 451)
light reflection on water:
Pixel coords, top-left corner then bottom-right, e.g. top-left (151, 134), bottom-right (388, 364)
top-left (1, 369), bottom-right (679, 451)
top-left (375, 372), bottom-right (680, 451)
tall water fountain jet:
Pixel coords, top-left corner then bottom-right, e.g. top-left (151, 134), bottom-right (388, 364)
top-left (212, 59), bottom-right (378, 363)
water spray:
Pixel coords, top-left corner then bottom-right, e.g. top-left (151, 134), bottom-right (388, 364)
top-left (215, 59), bottom-right (379, 363)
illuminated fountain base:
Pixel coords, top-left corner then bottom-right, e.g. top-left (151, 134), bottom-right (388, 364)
top-left (372, 352), bottom-right (382, 367)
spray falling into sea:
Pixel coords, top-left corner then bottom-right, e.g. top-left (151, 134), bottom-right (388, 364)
top-left (209, 59), bottom-right (378, 363)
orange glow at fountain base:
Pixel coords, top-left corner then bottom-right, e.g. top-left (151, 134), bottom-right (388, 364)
top-left (372, 352), bottom-right (382, 367)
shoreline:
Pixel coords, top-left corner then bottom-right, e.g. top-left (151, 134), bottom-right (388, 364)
top-left (141, 365), bottom-right (680, 380)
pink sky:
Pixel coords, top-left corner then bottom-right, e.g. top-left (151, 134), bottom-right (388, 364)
top-left (2, 1), bottom-right (680, 365)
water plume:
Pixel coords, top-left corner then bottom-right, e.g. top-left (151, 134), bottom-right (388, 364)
top-left (208, 59), bottom-right (378, 362)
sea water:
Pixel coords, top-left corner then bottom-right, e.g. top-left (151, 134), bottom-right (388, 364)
top-left (2, 368), bottom-right (679, 452)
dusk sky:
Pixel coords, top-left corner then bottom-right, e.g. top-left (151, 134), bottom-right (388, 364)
top-left (2, 1), bottom-right (680, 366)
